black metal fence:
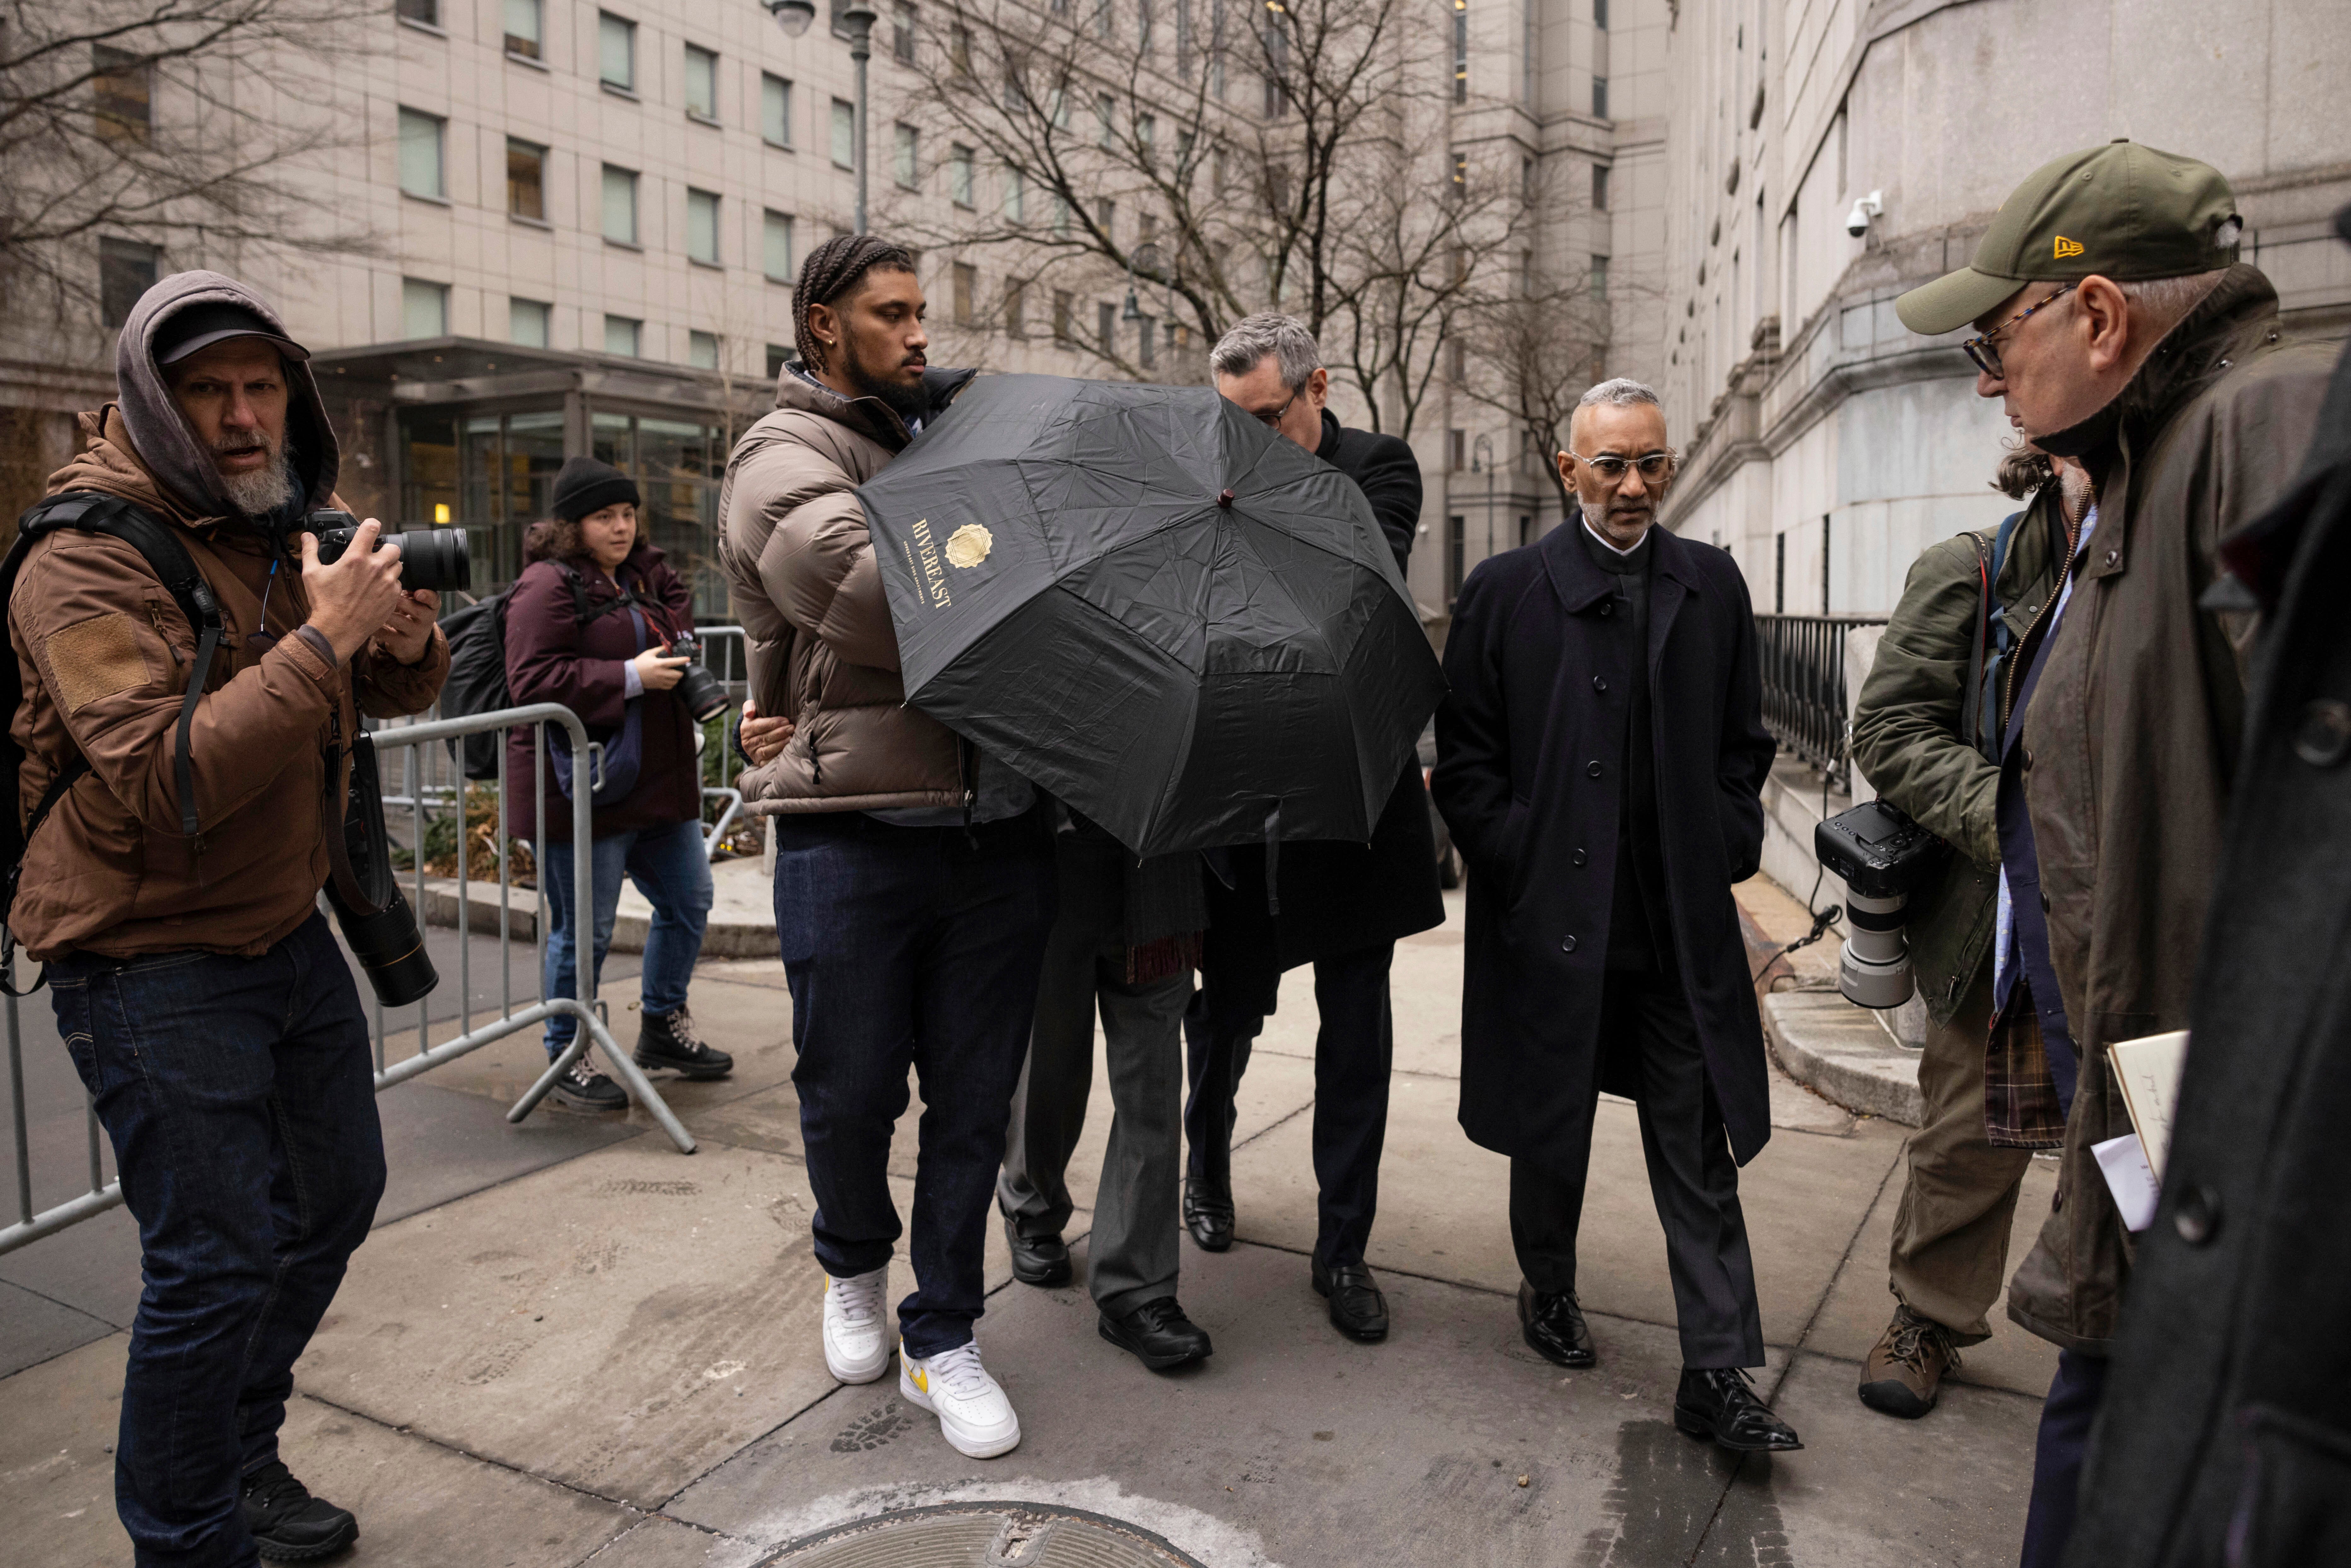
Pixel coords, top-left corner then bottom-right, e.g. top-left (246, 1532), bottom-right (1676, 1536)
top-left (1753, 614), bottom-right (1887, 791)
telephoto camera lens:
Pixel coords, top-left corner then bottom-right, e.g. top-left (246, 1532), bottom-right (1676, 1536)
top-left (1813, 799), bottom-right (1950, 1011)
top-left (666, 632), bottom-right (732, 724)
top-left (304, 510), bottom-right (472, 594)
top-left (1838, 892), bottom-right (1915, 1009)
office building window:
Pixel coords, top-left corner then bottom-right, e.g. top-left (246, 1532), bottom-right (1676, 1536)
top-left (763, 210), bottom-right (795, 281)
top-left (1053, 290), bottom-right (1073, 344)
top-left (507, 138), bottom-right (546, 220)
top-left (1451, 150), bottom-right (1467, 199)
top-left (599, 12), bottom-right (635, 90)
top-left (604, 315), bottom-right (642, 357)
top-left (1446, 516), bottom-right (1466, 604)
top-left (950, 144), bottom-right (975, 207)
top-left (767, 343), bottom-right (791, 378)
top-left (601, 164), bottom-right (639, 244)
top-left (504, 0), bottom-right (541, 59)
top-left (762, 74), bottom-right (793, 145)
top-left (398, 108), bottom-right (445, 199)
top-left (1822, 514), bottom-right (1833, 613)
top-left (1773, 532), bottom-right (1786, 612)
top-left (1139, 315), bottom-right (1156, 369)
top-left (396, 0), bottom-right (440, 23)
top-left (1263, 24), bottom-right (1288, 116)
top-left (953, 262), bottom-right (976, 326)
top-left (689, 330), bottom-right (720, 369)
top-left (1592, 74), bottom-right (1607, 118)
top-left (1003, 165), bottom-right (1025, 222)
top-left (1097, 300), bottom-right (1115, 357)
top-left (402, 278), bottom-right (449, 339)
top-left (92, 46), bottom-right (152, 143)
top-left (98, 238), bottom-right (160, 328)
top-left (1449, 429), bottom-right (1466, 471)
top-left (1592, 163), bottom-right (1609, 211)
top-left (1518, 515), bottom-right (1533, 548)
top-left (1452, 0), bottom-right (1467, 105)
top-left (1095, 196), bottom-right (1115, 237)
top-left (1095, 0), bottom-right (1115, 40)
top-left (1594, 0), bottom-right (1607, 26)
top-left (831, 99), bottom-right (855, 167)
top-left (894, 125), bottom-right (918, 188)
top-left (894, 2), bottom-right (917, 64)
top-left (509, 297), bottom-right (551, 346)
top-left (685, 44), bottom-right (718, 119)
top-left (1096, 93), bottom-right (1116, 149)
top-left (1591, 254), bottom-right (1609, 297)
top-left (1006, 281), bottom-right (1026, 337)
top-left (687, 188), bottom-right (720, 264)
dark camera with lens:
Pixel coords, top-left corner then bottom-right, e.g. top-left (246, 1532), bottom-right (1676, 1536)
top-left (305, 509), bottom-right (471, 594)
top-left (1814, 800), bottom-right (1951, 1010)
top-left (665, 630), bottom-right (732, 724)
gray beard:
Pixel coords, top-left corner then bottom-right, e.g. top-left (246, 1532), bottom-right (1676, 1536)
top-left (220, 452), bottom-right (300, 518)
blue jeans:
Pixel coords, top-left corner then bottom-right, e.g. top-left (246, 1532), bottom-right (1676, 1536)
top-left (773, 809), bottom-right (1056, 1356)
top-left (49, 912), bottom-right (385, 1568)
top-left (540, 817), bottom-right (713, 1056)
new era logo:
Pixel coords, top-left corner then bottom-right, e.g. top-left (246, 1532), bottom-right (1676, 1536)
top-left (2054, 236), bottom-right (2086, 260)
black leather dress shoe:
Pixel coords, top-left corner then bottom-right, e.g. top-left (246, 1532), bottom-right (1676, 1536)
top-left (238, 1459), bottom-right (359, 1562)
top-left (1311, 1256), bottom-right (1390, 1342)
top-left (1673, 1367), bottom-right (1804, 1452)
top-left (1517, 1281), bottom-right (1596, 1368)
top-left (1182, 1176), bottom-right (1234, 1252)
top-left (1003, 1218), bottom-right (1072, 1287)
top-left (1099, 1296), bottom-right (1215, 1369)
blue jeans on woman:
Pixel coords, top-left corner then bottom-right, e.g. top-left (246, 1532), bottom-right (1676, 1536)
top-left (50, 912), bottom-right (384, 1567)
top-left (540, 817), bottom-right (713, 1057)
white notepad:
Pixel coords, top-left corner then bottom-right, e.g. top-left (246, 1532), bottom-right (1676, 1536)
top-left (2107, 1030), bottom-right (2190, 1183)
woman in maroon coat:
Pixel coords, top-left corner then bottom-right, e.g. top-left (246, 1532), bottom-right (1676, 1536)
top-left (504, 456), bottom-right (731, 1110)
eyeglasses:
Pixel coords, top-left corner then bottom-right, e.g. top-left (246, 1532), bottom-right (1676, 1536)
top-left (1961, 283), bottom-right (2077, 378)
top-left (1252, 386), bottom-right (1303, 429)
top-left (1568, 450), bottom-right (1675, 484)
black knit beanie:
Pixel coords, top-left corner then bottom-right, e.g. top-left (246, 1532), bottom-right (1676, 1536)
top-left (550, 455), bottom-right (640, 522)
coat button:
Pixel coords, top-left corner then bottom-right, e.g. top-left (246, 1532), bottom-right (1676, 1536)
top-left (1571, 848), bottom-right (1588, 868)
top-left (1560, 934), bottom-right (1578, 953)
top-left (1587, 761), bottom-right (1603, 778)
top-left (1592, 675), bottom-right (1608, 693)
top-left (1598, 601), bottom-right (1613, 618)
top-left (2023, 748), bottom-right (2034, 770)
top-left (2105, 549), bottom-right (2120, 567)
top-left (2174, 1185), bottom-right (2222, 1246)
top-left (2040, 893), bottom-right (2051, 914)
top-left (2292, 699), bottom-right (2351, 768)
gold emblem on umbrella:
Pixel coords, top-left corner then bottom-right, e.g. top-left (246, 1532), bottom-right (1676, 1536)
top-left (945, 524), bottom-right (994, 568)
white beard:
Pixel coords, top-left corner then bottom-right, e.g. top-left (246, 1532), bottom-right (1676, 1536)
top-left (220, 453), bottom-right (300, 517)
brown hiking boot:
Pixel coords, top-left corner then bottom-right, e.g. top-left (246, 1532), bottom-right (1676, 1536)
top-left (1858, 1305), bottom-right (1961, 1419)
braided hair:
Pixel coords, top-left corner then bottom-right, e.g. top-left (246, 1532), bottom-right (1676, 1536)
top-left (793, 234), bottom-right (918, 375)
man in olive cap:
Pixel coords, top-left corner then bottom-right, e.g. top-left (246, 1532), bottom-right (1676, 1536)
top-left (1896, 142), bottom-right (2332, 1566)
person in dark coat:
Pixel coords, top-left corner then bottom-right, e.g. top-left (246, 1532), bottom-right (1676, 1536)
top-left (2060, 213), bottom-right (2351, 1568)
top-left (1432, 377), bottom-right (1798, 1453)
top-left (1184, 313), bottom-right (1444, 1343)
top-left (504, 455), bottom-right (731, 1110)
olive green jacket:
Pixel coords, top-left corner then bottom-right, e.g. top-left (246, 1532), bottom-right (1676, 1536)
top-left (1849, 489), bottom-right (2064, 1027)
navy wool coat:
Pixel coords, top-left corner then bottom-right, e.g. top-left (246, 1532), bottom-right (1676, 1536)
top-left (1431, 521), bottom-right (1778, 1165)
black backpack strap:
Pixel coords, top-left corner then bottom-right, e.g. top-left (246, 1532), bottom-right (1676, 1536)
top-left (561, 563), bottom-right (638, 628)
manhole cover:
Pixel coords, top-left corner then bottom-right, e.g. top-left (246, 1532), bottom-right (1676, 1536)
top-left (760, 1502), bottom-right (1207, 1568)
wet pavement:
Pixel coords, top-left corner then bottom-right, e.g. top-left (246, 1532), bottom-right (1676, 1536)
top-left (0, 888), bottom-right (2058, 1566)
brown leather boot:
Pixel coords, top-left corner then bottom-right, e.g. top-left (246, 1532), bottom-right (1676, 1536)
top-left (1858, 1304), bottom-right (1962, 1418)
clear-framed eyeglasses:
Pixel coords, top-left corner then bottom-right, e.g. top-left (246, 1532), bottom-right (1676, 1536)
top-left (1568, 450), bottom-right (1675, 485)
top-left (1961, 283), bottom-right (2078, 379)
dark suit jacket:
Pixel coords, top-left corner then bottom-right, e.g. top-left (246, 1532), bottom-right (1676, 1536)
top-left (1200, 411), bottom-right (1443, 999)
top-left (1432, 521), bottom-right (1777, 1164)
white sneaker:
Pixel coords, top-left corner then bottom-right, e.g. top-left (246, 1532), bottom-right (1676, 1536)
top-left (822, 1268), bottom-right (891, 1384)
top-left (899, 1342), bottom-right (1021, 1459)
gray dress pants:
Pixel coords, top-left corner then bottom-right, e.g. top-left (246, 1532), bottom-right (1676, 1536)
top-left (998, 835), bottom-right (1194, 1317)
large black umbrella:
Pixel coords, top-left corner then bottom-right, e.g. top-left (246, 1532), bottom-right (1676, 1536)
top-left (861, 374), bottom-right (1444, 858)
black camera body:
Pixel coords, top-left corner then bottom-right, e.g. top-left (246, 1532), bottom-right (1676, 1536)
top-left (1814, 799), bottom-right (1950, 1010)
top-left (306, 510), bottom-right (471, 594)
top-left (665, 630), bottom-right (732, 724)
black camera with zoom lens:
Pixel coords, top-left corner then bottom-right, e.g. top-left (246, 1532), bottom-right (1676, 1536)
top-left (1814, 800), bottom-right (1950, 1011)
top-left (306, 509), bottom-right (472, 594)
top-left (665, 630), bottom-right (732, 724)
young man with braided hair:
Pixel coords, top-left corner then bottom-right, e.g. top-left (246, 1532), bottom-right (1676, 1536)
top-left (717, 234), bottom-right (1054, 1459)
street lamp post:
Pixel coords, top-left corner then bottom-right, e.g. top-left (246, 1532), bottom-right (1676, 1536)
top-left (764, 0), bottom-right (879, 235)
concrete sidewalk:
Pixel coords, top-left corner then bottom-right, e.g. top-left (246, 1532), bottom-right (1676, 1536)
top-left (0, 888), bottom-right (2059, 1566)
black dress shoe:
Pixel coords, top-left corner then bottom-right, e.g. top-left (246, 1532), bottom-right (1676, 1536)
top-left (1311, 1256), bottom-right (1390, 1342)
top-left (1517, 1281), bottom-right (1596, 1368)
top-left (1183, 1176), bottom-right (1234, 1252)
top-left (1003, 1218), bottom-right (1072, 1287)
top-left (238, 1459), bottom-right (358, 1562)
top-left (1673, 1367), bottom-right (1804, 1452)
top-left (1099, 1297), bottom-right (1214, 1369)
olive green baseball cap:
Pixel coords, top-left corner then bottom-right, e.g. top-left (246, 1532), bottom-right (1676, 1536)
top-left (1894, 139), bottom-right (2242, 337)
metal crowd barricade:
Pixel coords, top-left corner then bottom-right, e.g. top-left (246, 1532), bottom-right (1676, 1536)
top-left (1, 702), bottom-right (694, 1262)
top-left (690, 624), bottom-right (750, 857)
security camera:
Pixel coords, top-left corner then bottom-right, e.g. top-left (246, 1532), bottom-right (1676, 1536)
top-left (1846, 190), bottom-right (1884, 238)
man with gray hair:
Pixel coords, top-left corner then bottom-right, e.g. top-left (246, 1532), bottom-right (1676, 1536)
top-left (1168, 313), bottom-right (1440, 1344)
top-left (1432, 376), bottom-right (1798, 1451)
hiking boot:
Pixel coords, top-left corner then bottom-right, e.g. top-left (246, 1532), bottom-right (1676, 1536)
top-left (238, 1459), bottom-right (358, 1562)
top-left (1858, 1304), bottom-right (1962, 1419)
top-left (550, 1053), bottom-right (628, 1112)
top-left (635, 1007), bottom-right (733, 1079)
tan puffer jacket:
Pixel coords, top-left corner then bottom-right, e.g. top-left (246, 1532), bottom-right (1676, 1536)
top-left (716, 364), bottom-right (976, 814)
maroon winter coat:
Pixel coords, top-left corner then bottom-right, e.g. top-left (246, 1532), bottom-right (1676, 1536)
top-left (502, 540), bottom-right (699, 844)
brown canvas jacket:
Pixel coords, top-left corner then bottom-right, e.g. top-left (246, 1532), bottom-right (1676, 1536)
top-left (9, 409), bottom-right (448, 960)
top-left (2004, 265), bottom-right (2334, 1354)
top-left (715, 363), bottom-right (974, 815)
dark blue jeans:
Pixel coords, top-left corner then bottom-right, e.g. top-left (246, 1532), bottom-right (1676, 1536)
top-left (2020, 1349), bottom-right (2109, 1568)
top-left (50, 912), bottom-right (384, 1568)
top-left (540, 817), bottom-right (713, 1056)
top-left (773, 809), bottom-right (1056, 1356)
